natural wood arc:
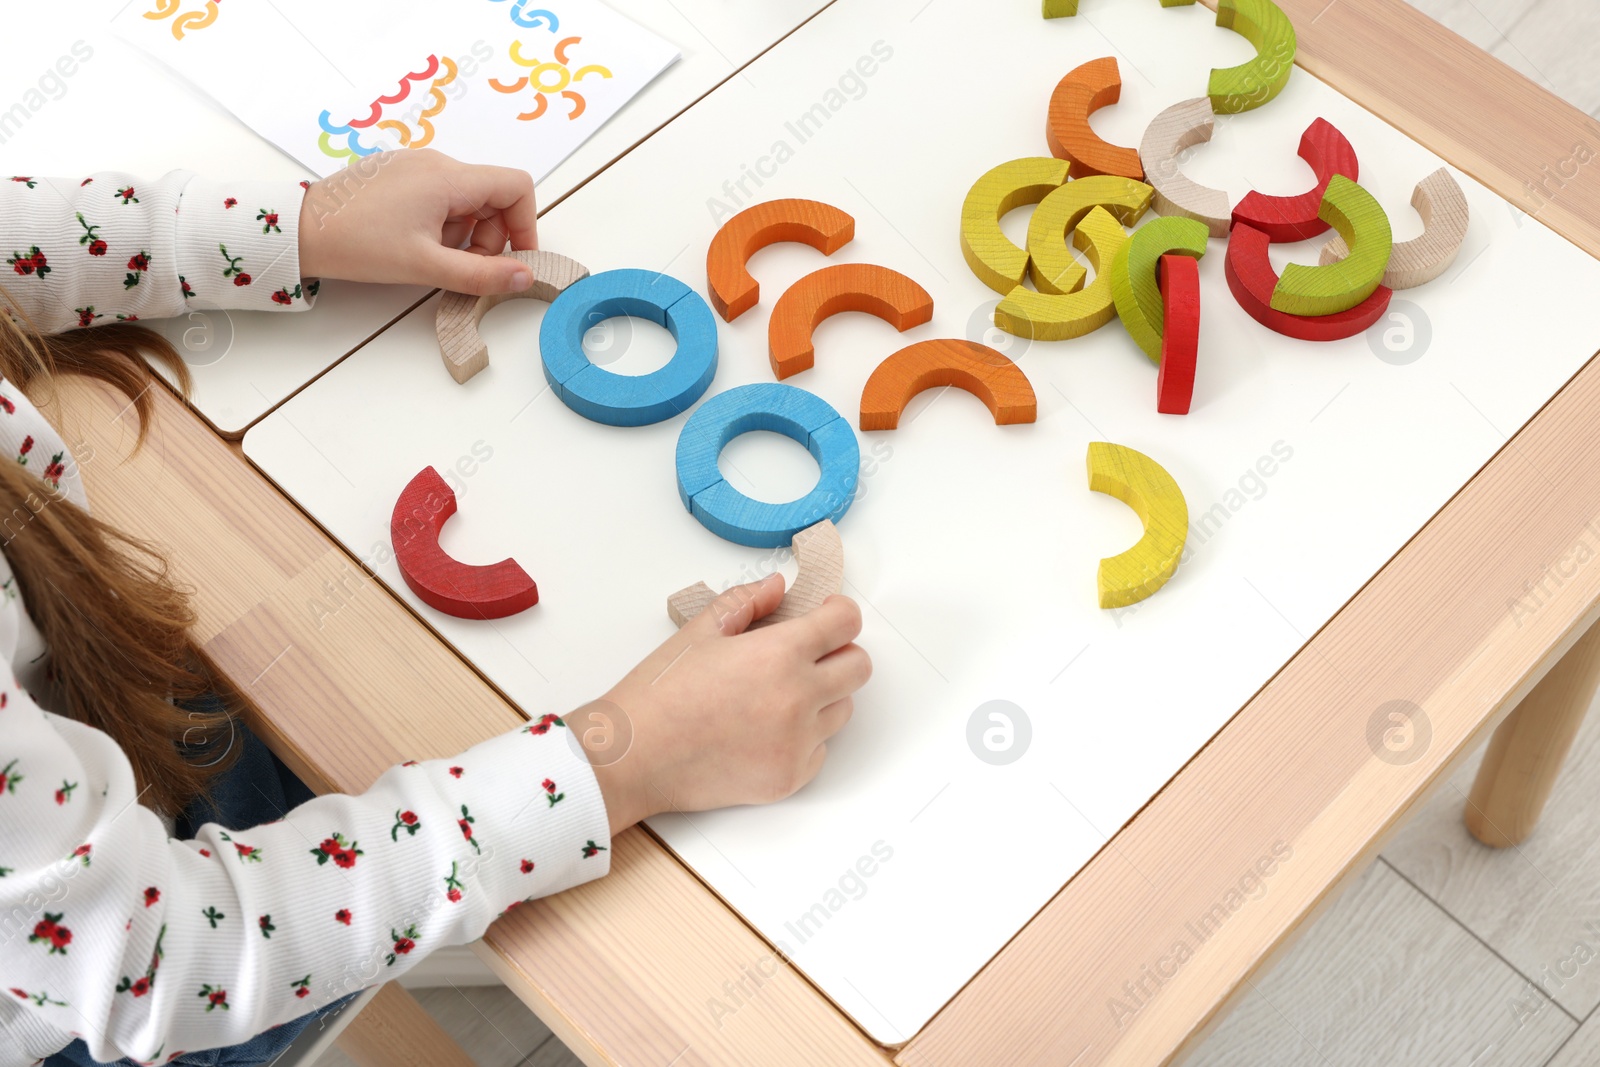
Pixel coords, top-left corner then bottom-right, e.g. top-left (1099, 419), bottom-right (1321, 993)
top-left (667, 520), bottom-right (844, 628)
top-left (768, 264), bottom-right (934, 379)
top-left (1231, 118), bottom-right (1359, 242)
top-left (390, 466), bottom-right (539, 620)
top-left (1140, 96), bottom-right (1231, 238)
top-left (42, 378), bottom-right (889, 1067)
top-left (434, 249), bottom-right (589, 384)
top-left (336, 983), bottom-right (477, 1067)
top-left (1321, 167), bottom-right (1470, 290)
top-left (706, 199), bottom-right (856, 322)
top-left (858, 339), bottom-right (1037, 431)
top-left (960, 156), bottom-right (1072, 295)
top-left (1046, 57), bottom-right (1145, 181)
top-left (1465, 619), bottom-right (1600, 847)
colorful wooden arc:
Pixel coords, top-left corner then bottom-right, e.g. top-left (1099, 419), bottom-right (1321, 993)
top-left (1139, 97), bottom-right (1231, 238)
top-left (705, 199), bottom-right (855, 322)
top-left (767, 263), bottom-right (935, 380)
top-left (1157, 254), bottom-right (1200, 415)
top-left (1110, 216), bottom-right (1210, 362)
top-left (667, 520), bottom-right (844, 629)
top-left (1046, 57), bottom-right (1145, 181)
top-left (1270, 175), bottom-right (1393, 317)
top-left (435, 250), bottom-right (589, 384)
top-left (676, 384), bottom-right (859, 548)
top-left (1044, 0), bottom-right (1195, 15)
top-left (1320, 167), bottom-right (1469, 290)
top-left (1026, 175), bottom-right (1153, 295)
top-left (1086, 442), bottom-right (1188, 609)
top-left (996, 206), bottom-right (1128, 341)
top-left (858, 339), bottom-right (1037, 431)
top-left (1225, 221), bottom-right (1393, 341)
top-left (960, 157), bottom-right (1072, 295)
top-left (540, 269), bottom-right (719, 427)
top-left (1209, 0), bottom-right (1296, 114)
top-left (391, 466), bottom-right (539, 620)
top-left (1230, 118), bottom-right (1359, 242)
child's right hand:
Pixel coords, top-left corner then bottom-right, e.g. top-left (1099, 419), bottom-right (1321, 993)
top-left (570, 573), bottom-right (871, 837)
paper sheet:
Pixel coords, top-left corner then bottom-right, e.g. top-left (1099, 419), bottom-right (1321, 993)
top-left (114, 0), bottom-right (680, 181)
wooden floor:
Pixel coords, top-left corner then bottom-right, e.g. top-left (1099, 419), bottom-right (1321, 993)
top-left (315, 2), bottom-right (1600, 1064)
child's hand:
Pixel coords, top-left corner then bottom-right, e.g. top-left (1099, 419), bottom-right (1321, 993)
top-left (571, 574), bottom-right (871, 837)
top-left (297, 149), bottom-right (539, 296)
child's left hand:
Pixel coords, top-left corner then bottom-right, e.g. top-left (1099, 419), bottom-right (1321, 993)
top-left (297, 149), bottom-right (539, 296)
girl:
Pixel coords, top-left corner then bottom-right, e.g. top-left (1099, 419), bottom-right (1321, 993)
top-left (0, 150), bottom-right (871, 1067)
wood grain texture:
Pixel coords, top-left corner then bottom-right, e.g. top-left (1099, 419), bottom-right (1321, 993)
top-left (435, 250), bottom-right (589, 384)
top-left (1109, 215), bottom-right (1209, 362)
top-left (705, 199), bottom-right (856, 322)
top-left (995, 206), bottom-right (1128, 341)
top-left (335, 983), bottom-right (478, 1067)
top-left (1156, 254), bottom-right (1200, 416)
top-left (1321, 167), bottom-right (1471, 290)
top-left (391, 466), bottom-right (540, 620)
top-left (1230, 118), bottom-right (1359, 242)
top-left (667, 520), bottom-right (844, 628)
top-left (1085, 441), bottom-right (1188, 608)
top-left (1186, 862), bottom-right (1574, 1067)
top-left (858, 339), bottom-right (1037, 431)
top-left (1270, 175), bottom-right (1394, 317)
top-left (1046, 57), bottom-right (1146, 181)
top-left (41, 376), bottom-right (888, 1067)
top-left (1226, 221), bottom-right (1393, 342)
top-left (1209, 0), bottom-right (1297, 114)
top-left (1466, 618), bottom-right (1600, 847)
top-left (768, 264), bottom-right (934, 380)
top-left (959, 157), bottom-right (1072, 295)
top-left (1139, 97), bottom-right (1232, 238)
top-left (1026, 175), bottom-right (1153, 295)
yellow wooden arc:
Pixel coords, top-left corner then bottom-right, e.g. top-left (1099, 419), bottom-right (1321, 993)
top-left (1026, 176), bottom-right (1153, 295)
top-left (995, 207), bottom-right (1127, 341)
top-left (1086, 442), bottom-right (1188, 609)
top-left (959, 158), bottom-right (1072, 295)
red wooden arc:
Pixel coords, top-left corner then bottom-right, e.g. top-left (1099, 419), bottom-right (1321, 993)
top-left (767, 263), bottom-right (934, 380)
top-left (390, 466), bottom-right (539, 619)
top-left (1230, 118), bottom-right (1359, 242)
top-left (1225, 222), bottom-right (1392, 342)
top-left (858, 339), bottom-right (1037, 431)
top-left (705, 199), bottom-right (856, 322)
top-left (1156, 254), bottom-right (1200, 415)
top-left (1046, 56), bottom-right (1144, 181)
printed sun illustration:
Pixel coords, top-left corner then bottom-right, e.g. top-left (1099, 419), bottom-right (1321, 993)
top-left (143, 0), bottom-right (219, 40)
top-left (490, 37), bottom-right (612, 121)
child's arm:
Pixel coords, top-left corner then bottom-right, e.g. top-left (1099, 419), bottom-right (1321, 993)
top-left (0, 572), bottom-right (866, 1064)
top-left (1, 152), bottom-right (540, 334)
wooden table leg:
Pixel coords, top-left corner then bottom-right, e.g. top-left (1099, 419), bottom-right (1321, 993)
top-left (334, 982), bottom-right (478, 1067)
top-left (1466, 619), bottom-right (1600, 847)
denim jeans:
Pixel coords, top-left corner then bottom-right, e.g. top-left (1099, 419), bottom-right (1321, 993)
top-left (45, 708), bottom-right (359, 1067)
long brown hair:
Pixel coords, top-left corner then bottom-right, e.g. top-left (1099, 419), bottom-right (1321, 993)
top-left (0, 292), bottom-right (251, 813)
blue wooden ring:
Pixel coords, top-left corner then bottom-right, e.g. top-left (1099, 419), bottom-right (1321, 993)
top-left (675, 383), bottom-right (859, 548)
top-left (541, 269), bottom-right (719, 426)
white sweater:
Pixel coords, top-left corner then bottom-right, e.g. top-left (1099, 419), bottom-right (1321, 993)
top-left (0, 172), bottom-right (610, 1066)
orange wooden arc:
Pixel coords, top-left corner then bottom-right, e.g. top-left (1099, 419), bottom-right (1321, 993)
top-left (767, 263), bottom-right (934, 380)
top-left (705, 199), bottom-right (856, 322)
top-left (1046, 57), bottom-right (1145, 181)
top-left (858, 339), bottom-right (1037, 431)
top-left (391, 466), bottom-right (539, 620)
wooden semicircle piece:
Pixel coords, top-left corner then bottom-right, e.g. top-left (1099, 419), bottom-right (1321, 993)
top-left (1026, 175), bottom-right (1152, 295)
top-left (859, 339), bottom-right (1037, 431)
top-left (1209, 0), bottom-right (1296, 114)
top-left (1270, 174), bottom-right (1393, 317)
top-left (768, 263), bottom-right (934, 380)
top-left (435, 250), bottom-right (590, 384)
top-left (667, 519), bottom-right (844, 628)
top-left (1086, 441), bottom-right (1188, 609)
top-left (1109, 216), bottom-right (1210, 363)
top-left (706, 199), bottom-right (856, 322)
top-left (960, 157), bottom-right (1072, 295)
top-left (1231, 118), bottom-right (1358, 242)
top-left (1225, 221), bottom-right (1392, 341)
top-left (1044, 0), bottom-right (1195, 15)
top-left (391, 467), bottom-right (539, 620)
top-left (1139, 97), bottom-right (1231, 238)
top-left (1047, 57), bottom-right (1145, 181)
top-left (996, 206), bottom-right (1128, 341)
top-left (1320, 167), bottom-right (1469, 290)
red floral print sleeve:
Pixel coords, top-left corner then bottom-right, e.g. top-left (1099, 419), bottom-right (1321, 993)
top-left (0, 552), bottom-right (609, 1064)
top-left (0, 171), bottom-right (317, 334)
